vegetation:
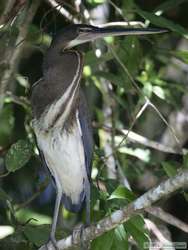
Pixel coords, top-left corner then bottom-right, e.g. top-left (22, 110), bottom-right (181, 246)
top-left (0, 0), bottom-right (188, 249)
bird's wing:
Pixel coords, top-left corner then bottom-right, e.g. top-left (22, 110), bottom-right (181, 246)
top-left (78, 91), bottom-right (93, 180)
top-left (38, 148), bottom-right (55, 183)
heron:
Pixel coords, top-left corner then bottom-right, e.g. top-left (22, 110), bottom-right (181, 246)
top-left (31, 23), bottom-right (168, 248)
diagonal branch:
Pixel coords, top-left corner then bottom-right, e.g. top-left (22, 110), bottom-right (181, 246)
top-left (39, 169), bottom-right (188, 250)
top-left (45, 0), bottom-right (79, 23)
top-left (146, 206), bottom-right (188, 234)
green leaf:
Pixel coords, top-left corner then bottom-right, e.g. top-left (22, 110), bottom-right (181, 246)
top-left (95, 71), bottom-right (124, 86)
top-left (87, 0), bottom-right (106, 4)
top-left (117, 37), bottom-right (142, 77)
top-left (91, 230), bottom-right (114, 250)
top-left (171, 50), bottom-right (188, 64)
top-left (115, 140), bottom-right (150, 162)
top-left (91, 225), bottom-right (129, 250)
top-left (162, 161), bottom-right (177, 177)
top-left (125, 215), bottom-right (150, 250)
top-left (130, 215), bottom-right (147, 229)
top-left (5, 140), bottom-right (33, 172)
top-left (136, 8), bottom-right (188, 39)
top-left (114, 224), bottom-right (126, 242)
top-left (143, 82), bottom-right (153, 98)
top-left (113, 93), bottom-right (127, 109)
top-left (112, 225), bottom-right (129, 250)
top-left (183, 191), bottom-right (188, 202)
top-left (155, 0), bottom-right (187, 12)
top-left (99, 190), bottom-right (109, 201)
top-left (152, 86), bottom-right (166, 100)
top-left (0, 105), bottom-right (14, 147)
top-left (108, 185), bottom-right (136, 201)
top-left (91, 184), bottom-right (100, 208)
top-left (15, 208), bottom-right (51, 225)
top-left (183, 153), bottom-right (188, 168)
top-left (23, 225), bottom-right (50, 247)
top-left (122, 0), bottom-right (135, 12)
top-left (105, 179), bottom-right (119, 194)
top-left (0, 228), bottom-right (30, 250)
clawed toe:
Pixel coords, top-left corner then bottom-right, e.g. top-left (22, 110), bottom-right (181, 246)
top-left (72, 224), bottom-right (90, 250)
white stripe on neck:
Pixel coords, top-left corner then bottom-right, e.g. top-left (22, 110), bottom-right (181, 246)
top-left (41, 50), bottom-right (82, 131)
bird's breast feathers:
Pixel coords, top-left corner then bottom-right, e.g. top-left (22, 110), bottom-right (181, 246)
top-left (33, 111), bottom-right (87, 205)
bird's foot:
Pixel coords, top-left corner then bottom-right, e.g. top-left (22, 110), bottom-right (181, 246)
top-left (72, 224), bottom-right (90, 250)
top-left (45, 235), bottom-right (59, 250)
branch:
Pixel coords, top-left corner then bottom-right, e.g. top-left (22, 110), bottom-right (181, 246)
top-left (0, 0), bottom-right (26, 26)
top-left (119, 129), bottom-right (186, 155)
top-left (100, 76), bottom-right (117, 179)
top-left (93, 122), bottom-right (187, 156)
top-left (0, 0), bottom-right (40, 109)
top-left (146, 206), bottom-right (188, 234)
top-left (39, 169), bottom-right (188, 250)
top-left (0, 0), bottom-right (16, 25)
top-left (45, 0), bottom-right (79, 23)
top-left (145, 219), bottom-right (175, 250)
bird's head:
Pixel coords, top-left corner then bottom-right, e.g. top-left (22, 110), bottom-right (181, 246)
top-left (51, 23), bottom-right (168, 51)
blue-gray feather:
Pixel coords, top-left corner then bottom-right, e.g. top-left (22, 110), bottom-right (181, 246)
top-left (78, 91), bottom-right (93, 180)
top-left (62, 92), bottom-right (93, 212)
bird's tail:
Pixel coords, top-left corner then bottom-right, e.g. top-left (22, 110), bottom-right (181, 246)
top-left (61, 191), bottom-right (85, 213)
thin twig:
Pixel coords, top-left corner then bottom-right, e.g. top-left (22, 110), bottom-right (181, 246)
top-left (45, 0), bottom-right (79, 23)
top-left (117, 99), bottom-right (150, 149)
top-left (107, 0), bottom-right (129, 22)
top-left (99, 68), bottom-right (117, 178)
top-left (149, 102), bottom-right (180, 145)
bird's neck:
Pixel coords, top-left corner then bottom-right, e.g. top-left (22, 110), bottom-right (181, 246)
top-left (38, 47), bottom-right (83, 131)
top-left (43, 44), bottom-right (63, 71)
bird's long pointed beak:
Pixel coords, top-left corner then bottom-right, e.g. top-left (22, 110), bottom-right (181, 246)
top-left (88, 26), bottom-right (168, 39)
top-left (67, 25), bottom-right (168, 48)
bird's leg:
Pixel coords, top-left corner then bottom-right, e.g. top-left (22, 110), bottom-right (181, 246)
top-left (80, 178), bottom-right (91, 249)
top-left (72, 178), bottom-right (91, 249)
top-left (85, 177), bottom-right (91, 227)
top-left (46, 188), bottom-right (62, 250)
